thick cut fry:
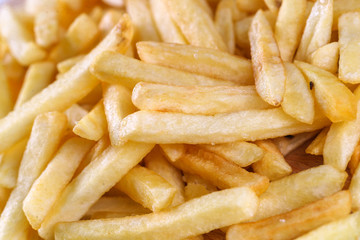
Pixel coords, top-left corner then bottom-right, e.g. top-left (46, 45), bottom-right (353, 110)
top-left (0, 6), bottom-right (46, 65)
top-left (38, 141), bottom-right (154, 239)
top-left (126, 0), bottom-right (160, 42)
top-left (15, 61), bottom-right (55, 109)
top-left (91, 51), bottom-right (235, 88)
top-left (115, 166), bottom-right (177, 212)
top-left (0, 14), bottom-right (133, 152)
top-left (215, 3), bottom-right (235, 54)
top-left (227, 191), bottom-right (351, 240)
top-left (236, 0), bottom-right (266, 12)
top-left (253, 140), bottom-right (292, 181)
top-left (0, 112), bottom-right (67, 240)
top-left (295, 61), bottom-right (356, 122)
top-left (282, 62), bottom-right (314, 124)
top-left (249, 10), bottom-right (285, 106)
top-left (149, 0), bottom-right (187, 44)
top-left (295, 211), bottom-right (360, 240)
top-left (144, 147), bottom-right (185, 207)
top-left (295, 0), bottom-right (333, 61)
top-left (275, 0), bottom-right (307, 61)
top-left (252, 165), bottom-right (347, 221)
top-left (56, 55), bottom-right (84, 74)
top-left (73, 100), bottom-right (108, 141)
top-left (132, 83), bottom-right (270, 115)
top-left (338, 12), bottom-right (360, 83)
top-left (55, 187), bottom-right (258, 240)
top-left (161, 144), bottom-right (269, 195)
top-left (136, 41), bottom-right (253, 85)
top-left (34, 9), bottom-right (59, 48)
top-left (0, 64), bottom-right (12, 118)
top-left (305, 127), bottom-right (329, 155)
top-left (310, 42), bottom-right (339, 74)
top-left (103, 84), bottom-right (136, 146)
top-left (164, 0), bottom-right (228, 51)
top-left (273, 131), bottom-right (318, 156)
top-left (119, 108), bottom-right (330, 144)
top-left (199, 141), bottom-right (264, 167)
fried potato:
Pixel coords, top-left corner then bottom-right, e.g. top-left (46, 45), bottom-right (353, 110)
top-left (295, 61), bottom-right (356, 123)
top-left (0, 14), bottom-right (133, 152)
top-left (215, 2), bottom-right (235, 54)
top-left (54, 187), bottom-right (259, 240)
top-left (249, 10), bottom-right (285, 106)
top-left (305, 127), bottom-right (329, 155)
top-left (34, 9), bottom-right (59, 48)
top-left (275, 0), bottom-right (307, 61)
top-left (227, 191), bottom-right (351, 240)
top-left (182, 172), bottom-right (218, 193)
top-left (273, 131), bottom-right (319, 156)
top-left (310, 42), bottom-right (339, 74)
top-left (0, 64), bottom-right (12, 118)
top-left (136, 41), bottom-right (253, 85)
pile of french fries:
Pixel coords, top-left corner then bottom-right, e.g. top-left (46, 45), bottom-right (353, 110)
top-left (0, 0), bottom-right (360, 239)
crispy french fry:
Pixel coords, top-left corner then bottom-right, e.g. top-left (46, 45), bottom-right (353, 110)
top-left (295, 61), bottom-right (356, 122)
top-left (103, 84), bottom-right (136, 146)
top-left (91, 51), bottom-right (235, 88)
top-left (273, 131), bottom-right (319, 156)
top-left (38, 141), bottom-right (154, 239)
top-left (295, 0), bottom-right (333, 61)
top-left (64, 104), bottom-right (89, 129)
top-left (275, 0), bottom-right (307, 61)
top-left (236, 0), bottom-right (266, 12)
top-left (54, 187), bottom-right (259, 240)
top-left (252, 165), bottom-right (347, 221)
top-left (227, 191), bottom-right (351, 240)
top-left (249, 10), bottom-right (286, 106)
top-left (253, 140), bottom-right (292, 181)
top-left (199, 141), bottom-right (264, 167)
top-left (310, 42), bottom-right (339, 74)
top-left (349, 144), bottom-right (360, 175)
top-left (0, 14), bottom-right (133, 152)
top-left (56, 55), bottom-right (84, 74)
top-left (164, 0), bottom-right (228, 51)
top-left (34, 9), bottom-right (59, 48)
top-left (215, 1), bottom-right (235, 54)
top-left (119, 108), bottom-right (329, 144)
top-left (305, 127), bottom-right (329, 155)
top-left (0, 64), bottom-right (12, 118)
top-left (136, 41), bottom-right (253, 85)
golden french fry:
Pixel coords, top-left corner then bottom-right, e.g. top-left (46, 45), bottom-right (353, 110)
top-left (249, 10), bottom-right (285, 106)
top-left (64, 104), bottom-right (89, 129)
top-left (295, 0), bottom-right (333, 61)
top-left (136, 41), bottom-right (253, 85)
top-left (91, 51), bottom-right (235, 88)
top-left (295, 61), bottom-right (356, 123)
top-left (215, 2), bottom-right (235, 54)
top-left (253, 165), bottom-right (347, 221)
top-left (103, 84), bottom-right (136, 146)
top-left (0, 64), bottom-right (12, 118)
top-left (310, 42), bottom-right (339, 74)
top-left (253, 140), bottom-right (292, 181)
top-left (349, 144), bottom-right (360, 175)
top-left (199, 141), bottom-right (264, 168)
top-left (56, 55), bottom-right (84, 74)
top-left (34, 9), bottom-right (59, 48)
top-left (119, 108), bottom-right (329, 144)
top-left (164, 0), bottom-right (228, 51)
top-left (305, 127), bottom-right (329, 155)
top-left (38, 141), bottom-right (154, 239)
top-left (0, 14), bottom-right (133, 152)
top-left (273, 131), bottom-right (319, 156)
top-left (227, 191), bottom-right (351, 240)
top-left (54, 187), bottom-right (259, 240)
top-left (236, 0), bottom-right (266, 12)
top-left (275, 0), bottom-right (307, 61)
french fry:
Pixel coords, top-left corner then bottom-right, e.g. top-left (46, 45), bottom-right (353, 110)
top-left (98, 9), bottom-right (123, 37)
top-left (295, 61), bottom-right (356, 123)
top-left (132, 83), bottom-right (271, 115)
top-left (305, 127), bottom-right (329, 155)
top-left (349, 144), bottom-right (360, 175)
top-left (73, 100), bottom-right (108, 141)
top-left (249, 10), bottom-right (286, 106)
top-left (119, 108), bottom-right (330, 144)
top-left (0, 112), bottom-right (67, 240)
top-left (126, 0), bottom-right (160, 42)
top-left (0, 64), bottom-right (12, 118)
top-left (38, 141), bottom-right (154, 239)
top-left (310, 42), bottom-right (339, 74)
top-left (64, 104), bottom-right (89, 129)
top-left (252, 165), bottom-right (347, 221)
top-left (338, 12), bottom-right (360, 84)
top-left (91, 51), bottom-right (235, 88)
top-left (0, 14), bottom-right (133, 152)
top-left (103, 84), bottom-right (136, 146)
top-left (0, 6), bottom-right (46, 65)
top-left (227, 191), bottom-right (351, 240)
top-left (161, 144), bottom-right (269, 195)
top-left (54, 187), bottom-right (259, 240)
top-left (164, 0), bottom-right (228, 51)
top-left (56, 54), bottom-right (84, 74)
top-left (25, 0), bottom-right (56, 15)
top-left (273, 131), bottom-right (319, 156)
top-left (215, 1), bottom-right (235, 54)
top-left (253, 140), bottom-right (292, 181)
top-left (199, 141), bottom-right (264, 167)
top-left (295, 211), bottom-right (360, 240)
top-left (144, 146), bottom-right (185, 207)
top-left (136, 41), bottom-right (253, 85)
top-left (236, 0), bottom-right (266, 12)
top-left (115, 165), bottom-right (177, 212)
top-left (34, 9), bottom-right (59, 48)
top-left (295, 0), bottom-right (333, 61)
top-left (274, 0), bottom-right (307, 61)
top-left (282, 62), bottom-right (314, 124)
